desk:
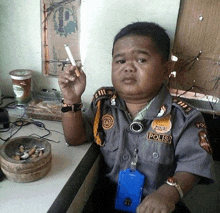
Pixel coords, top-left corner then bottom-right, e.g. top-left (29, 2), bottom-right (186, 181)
top-left (0, 108), bottom-right (99, 213)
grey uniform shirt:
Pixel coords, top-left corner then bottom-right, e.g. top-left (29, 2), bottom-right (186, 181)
top-left (83, 85), bottom-right (214, 196)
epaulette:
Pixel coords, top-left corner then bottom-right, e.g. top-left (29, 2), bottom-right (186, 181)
top-left (92, 87), bottom-right (115, 105)
top-left (172, 98), bottom-right (193, 114)
top-left (93, 87), bottom-right (116, 146)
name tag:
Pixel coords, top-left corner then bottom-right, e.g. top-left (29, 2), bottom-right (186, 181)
top-left (147, 132), bottom-right (172, 144)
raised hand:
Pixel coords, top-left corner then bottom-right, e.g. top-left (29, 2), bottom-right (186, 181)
top-left (58, 64), bottom-right (86, 104)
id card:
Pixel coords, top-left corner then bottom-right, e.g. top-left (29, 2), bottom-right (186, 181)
top-left (115, 168), bottom-right (145, 213)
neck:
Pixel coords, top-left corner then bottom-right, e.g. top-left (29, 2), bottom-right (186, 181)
top-left (125, 100), bottom-right (150, 119)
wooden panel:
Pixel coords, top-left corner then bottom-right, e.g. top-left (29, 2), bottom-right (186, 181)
top-left (41, 0), bottom-right (81, 76)
top-left (170, 0), bottom-right (220, 98)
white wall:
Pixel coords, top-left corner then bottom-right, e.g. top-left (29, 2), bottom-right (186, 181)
top-left (0, 0), bottom-right (180, 104)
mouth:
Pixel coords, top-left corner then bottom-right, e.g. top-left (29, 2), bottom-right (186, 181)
top-left (122, 76), bottom-right (136, 84)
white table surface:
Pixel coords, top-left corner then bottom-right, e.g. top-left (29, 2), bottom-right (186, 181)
top-left (0, 107), bottom-right (91, 213)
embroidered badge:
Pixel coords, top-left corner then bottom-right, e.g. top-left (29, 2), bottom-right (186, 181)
top-left (102, 114), bottom-right (114, 130)
top-left (147, 132), bottom-right (172, 144)
top-left (151, 114), bottom-right (172, 134)
top-left (199, 131), bottom-right (212, 154)
top-left (196, 122), bottom-right (207, 129)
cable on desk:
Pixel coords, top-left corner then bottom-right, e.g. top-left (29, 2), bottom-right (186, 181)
top-left (0, 118), bottom-right (61, 143)
top-left (0, 95), bottom-right (15, 106)
top-left (0, 97), bottom-right (62, 143)
top-left (29, 134), bottom-right (60, 143)
top-left (29, 120), bottom-right (61, 143)
top-left (0, 116), bottom-right (29, 142)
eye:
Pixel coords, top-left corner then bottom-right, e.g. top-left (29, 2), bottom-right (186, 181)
top-left (138, 58), bottom-right (147, 63)
top-left (116, 60), bottom-right (126, 64)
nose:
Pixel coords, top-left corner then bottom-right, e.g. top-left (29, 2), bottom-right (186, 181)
top-left (125, 62), bottom-right (136, 72)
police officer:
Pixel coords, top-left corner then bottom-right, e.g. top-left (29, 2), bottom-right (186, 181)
top-left (58, 22), bottom-right (214, 213)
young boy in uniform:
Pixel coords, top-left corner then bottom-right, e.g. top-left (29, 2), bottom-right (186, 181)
top-left (58, 22), bottom-right (214, 213)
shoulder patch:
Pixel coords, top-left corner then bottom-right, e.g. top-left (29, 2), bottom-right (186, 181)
top-left (93, 87), bottom-right (115, 105)
top-left (173, 98), bottom-right (193, 114)
top-left (196, 122), bottom-right (207, 129)
top-left (199, 130), bottom-right (213, 154)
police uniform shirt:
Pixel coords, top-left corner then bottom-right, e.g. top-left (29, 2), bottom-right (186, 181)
top-left (83, 85), bottom-right (214, 196)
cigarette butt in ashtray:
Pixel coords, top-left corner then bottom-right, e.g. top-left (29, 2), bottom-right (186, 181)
top-left (28, 146), bottom-right (37, 156)
top-left (64, 44), bottom-right (80, 77)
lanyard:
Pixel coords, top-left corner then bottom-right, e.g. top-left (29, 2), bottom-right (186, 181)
top-left (130, 149), bottom-right (138, 171)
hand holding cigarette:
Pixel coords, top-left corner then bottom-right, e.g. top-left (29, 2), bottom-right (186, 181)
top-left (58, 46), bottom-right (86, 104)
top-left (64, 44), bottom-right (80, 77)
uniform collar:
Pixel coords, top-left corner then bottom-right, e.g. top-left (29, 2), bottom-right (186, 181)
top-left (144, 85), bottom-right (172, 120)
top-left (111, 84), bottom-right (172, 120)
top-left (134, 98), bottom-right (154, 121)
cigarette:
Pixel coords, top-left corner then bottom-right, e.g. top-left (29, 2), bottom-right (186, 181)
top-left (28, 146), bottom-right (37, 156)
top-left (75, 67), bottom-right (80, 77)
top-left (64, 44), bottom-right (80, 77)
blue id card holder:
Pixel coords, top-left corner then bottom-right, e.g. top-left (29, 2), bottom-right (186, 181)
top-left (115, 150), bottom-right (145, 213)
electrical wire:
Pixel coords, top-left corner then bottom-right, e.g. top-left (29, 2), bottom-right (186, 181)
top-left (176, 83), bottom-right (218, 113)
top-left (0, 95), bottom-right (15, 106)
top-left (170, 51), bottom-right (220, 116)
top-left (0, 114), bottom-right (62, 143)
top-left (0, 96), bottom-right (63, 143)
top-left (0, 123), bottom-right (23, 142)
top-left (29, 120), bottom-right (62, 143)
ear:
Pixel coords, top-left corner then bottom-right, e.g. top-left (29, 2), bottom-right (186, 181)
top-left (163, 60), bottom-right (172, 78)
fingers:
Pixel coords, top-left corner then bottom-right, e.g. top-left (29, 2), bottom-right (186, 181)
top-left (58, 70), bottom-right (76, 85)
top-left (136, 196), bottom-right (173, 213)
top-left (137, 206), bottom-right (169, 213)
top-left (136, 205), bottom-right (154, 213)
top-left (58, 65), bottom-right (84, 84)
top-left (66, 65), bottom-right (79, 76)
top-left (58, 65), bottom-right (86, 96)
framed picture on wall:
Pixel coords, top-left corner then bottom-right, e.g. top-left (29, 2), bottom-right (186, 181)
top-left (41, 0), bottom-right (81, 76)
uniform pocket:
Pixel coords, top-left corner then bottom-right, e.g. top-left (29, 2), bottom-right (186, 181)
top-left (139, 137), bottom-right (174, 165)
top-left (103, 129), bottom-right (119, 151)
top-left (101, 130), bottom-right (119, 167)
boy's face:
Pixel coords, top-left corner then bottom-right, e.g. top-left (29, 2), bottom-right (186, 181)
top-left (112, 35), bottom-right (169, 103)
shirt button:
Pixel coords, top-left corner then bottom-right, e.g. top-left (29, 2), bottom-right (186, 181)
top-left (153, 152), bottom-right (159, 159)
top-left (122, 154), bottom-right (129, 161)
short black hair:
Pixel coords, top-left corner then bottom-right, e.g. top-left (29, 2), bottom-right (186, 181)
top-left (112, 22), bottom-right (170, 61)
